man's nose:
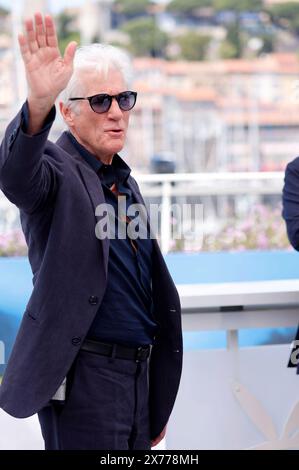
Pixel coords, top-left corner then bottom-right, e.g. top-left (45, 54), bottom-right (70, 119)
top-left (108, 98), bottom-right (123, 119)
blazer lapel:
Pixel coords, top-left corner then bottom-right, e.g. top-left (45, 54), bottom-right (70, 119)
top-left (55, 133), bottom-right (161, 276)
top-left (76, 163), bottom-right (110, 277)
top-left (56, 132), bottom-right (110, 278)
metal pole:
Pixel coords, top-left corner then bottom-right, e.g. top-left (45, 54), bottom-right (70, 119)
top-left (161, 180), bottom-right (171, 254)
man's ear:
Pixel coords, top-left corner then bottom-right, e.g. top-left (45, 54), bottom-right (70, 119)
top-left (59, 101), bottom-right (74, 128)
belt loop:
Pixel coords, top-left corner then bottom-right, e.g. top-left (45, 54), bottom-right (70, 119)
top-left (108, 344), bottom-right (117, 363)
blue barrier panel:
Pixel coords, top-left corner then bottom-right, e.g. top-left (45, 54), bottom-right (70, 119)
top-left (0, 250), bottom-right (298, 374)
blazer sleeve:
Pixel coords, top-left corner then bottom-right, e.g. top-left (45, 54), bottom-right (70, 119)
top-left (0, 102), bottom-right (59, 214)
top-left (282, 158), bottom-right (299, 250)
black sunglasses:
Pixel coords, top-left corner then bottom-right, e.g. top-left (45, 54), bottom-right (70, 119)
top-left (69, 91), bottom-right (137, 114)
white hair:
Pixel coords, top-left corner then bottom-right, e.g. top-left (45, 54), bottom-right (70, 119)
top-left (60, 43), bottom-right (134, 113)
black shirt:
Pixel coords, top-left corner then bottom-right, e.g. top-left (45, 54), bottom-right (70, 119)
top-left (67, 132), bottom-right (158, 347)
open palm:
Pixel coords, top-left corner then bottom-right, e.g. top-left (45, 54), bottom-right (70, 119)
top-left (18, 13), bottom-right (77, 102)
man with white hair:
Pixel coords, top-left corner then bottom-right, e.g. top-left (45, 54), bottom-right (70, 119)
top-left (0, 13), bottom-right (183, 450)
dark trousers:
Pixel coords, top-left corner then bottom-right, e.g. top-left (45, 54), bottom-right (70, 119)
top-left (37, 349), bottom-right (151, 450)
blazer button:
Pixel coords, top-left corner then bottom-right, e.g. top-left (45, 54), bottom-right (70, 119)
top-left (89, 296), bottom-right (99, 305)
top-left (71, 337), bottom-right (82, 346)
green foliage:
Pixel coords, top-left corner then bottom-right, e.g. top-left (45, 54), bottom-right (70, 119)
top-left (213, 0), bottom-right (262, 12)
top-left (267, 2), bottom-right (299, 34)
top-left (219, 20), bottom-right (243, 59)
top-left (219, 39), bottom-right (239, 59)
top-left (56, 11), bottom-right (74, 40)
top-left (0, 6), bottom-right (9, 16)
top-left (167, 0), bottom-right (213, 14)
top-left (56, 11), bottom-right (80, 54)
top-left (176, 32), bottom-right (211, 61)
top-left (167, 0), bottom-right (262, 14)
top-left (122, 17), bottom-right (169, 57)
top-left (290, 15), bottom-right (299, 35)
top-left (267, 2), bottom-right (299, 20)
top-left (114, 0), bottom-right (153, 15)
top-left (58, 32), bottom-right (81, 55)
top-left (259, 34), bottom-right (274, 54)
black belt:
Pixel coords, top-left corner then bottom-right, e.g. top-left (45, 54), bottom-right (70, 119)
top-left (81, 339), bottom-right (152, 362)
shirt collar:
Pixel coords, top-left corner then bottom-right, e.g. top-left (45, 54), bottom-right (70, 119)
top-left (67, 131), bottom-right (131, 185)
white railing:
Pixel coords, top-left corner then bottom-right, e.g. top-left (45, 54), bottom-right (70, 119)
top-left (134, 171), bottom-right (284, 189)
top-left (0, 171), bottom-right (285, 253)
top-left (135, 171), bottom-right (284, 253)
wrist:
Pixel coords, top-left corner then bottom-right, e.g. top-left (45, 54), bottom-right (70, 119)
top-left (27, 95), bottom-right (56, 116)
top-left (26, 98), bottom-right (55, 136)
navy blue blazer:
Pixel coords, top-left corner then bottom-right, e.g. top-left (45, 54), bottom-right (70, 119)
top-left (0, 104), bottom-right (183, 440)
top-left (282, 156), bottom-right (299, 369)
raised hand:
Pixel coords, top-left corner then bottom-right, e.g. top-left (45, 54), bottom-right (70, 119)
top-left (18, 12), bottom-right (77, 133)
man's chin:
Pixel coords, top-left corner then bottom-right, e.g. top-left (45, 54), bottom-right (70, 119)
top-left (112, 145), bottom-right (124, 155)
